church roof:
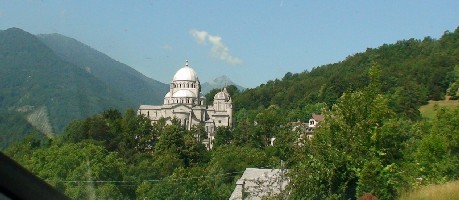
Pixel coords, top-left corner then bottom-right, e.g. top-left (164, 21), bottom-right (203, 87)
top-left (173, 89), bottom-right (196, 98)
top-left (173, 60), bottom-right (199, 82)
top-left (139, 105), bottom-right (163, 110)
top-left (214, 87), bottom-right (231, 100)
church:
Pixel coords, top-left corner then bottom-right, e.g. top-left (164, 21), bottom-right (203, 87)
top-left (138, 61), bottom-right (233, 149)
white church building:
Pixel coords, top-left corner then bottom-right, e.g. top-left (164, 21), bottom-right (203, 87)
top-left (138, 61), bottom-right (233, 149)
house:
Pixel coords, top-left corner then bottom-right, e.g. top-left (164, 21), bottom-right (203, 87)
top-left (304, 113), bottom-right (324, 139)
top-left (287, 113), bottom-right (325, 146)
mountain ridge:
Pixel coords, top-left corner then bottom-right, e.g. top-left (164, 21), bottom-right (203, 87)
top-left (36, 33), bottom-right (168, 106)
top-left (0, 28), bottom-right (134, 148)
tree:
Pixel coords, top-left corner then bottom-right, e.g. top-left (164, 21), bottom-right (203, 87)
top-left (154, 119), bottom-right (208, 168)
top-left (137, 167), bottom-right (214, 199)
top-left (116, 109), bottom-right (157, 159)
top-left (253, 105), bottom-right (284, 148)
top-left (190, 124), bottom-right (207, 142)
top-left (154, 120), bottom-right (185, 155)
top-left (213, 126), bottom-right (233, 147)
top-left (413, 107), bottom-right (459, 183)
top-left (268, 126), bottom-right (298, 165)
top-left (289, 66), bottom-right (411, 199)
top-left (207, 145), bottom-right (275, 184)
top-left (23, 142), bottom-right (129, 199)
top-left (181, 131), bottom-right (209, 167)
top-left (390, 81), bottom-right (428, 120)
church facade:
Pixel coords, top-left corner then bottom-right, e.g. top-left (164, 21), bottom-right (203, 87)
top-left (138, 61), bottom-right (233, 149)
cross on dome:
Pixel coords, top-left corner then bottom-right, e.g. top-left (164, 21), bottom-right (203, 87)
top-left (185, 60), bottom-right (189, 67)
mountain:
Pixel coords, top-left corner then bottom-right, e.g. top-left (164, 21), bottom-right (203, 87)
top-left (201, 75), bottom-right (245, 94)
top-left (0, 28), bottom-right (132, 148)
top-left (36, 33), bottom-right (168, 106)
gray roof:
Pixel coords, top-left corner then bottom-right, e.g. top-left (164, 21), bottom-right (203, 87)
top-left (311, 113), bottom-right (325, 122)
top-left (229, 168), bottom-right (289, 200)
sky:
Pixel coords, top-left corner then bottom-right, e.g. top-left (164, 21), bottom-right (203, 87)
top-left (1, 1), bottom-right (459, 88)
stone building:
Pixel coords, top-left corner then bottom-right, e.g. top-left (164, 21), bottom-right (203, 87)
top-left (138, 61), bottom-right (233, 149)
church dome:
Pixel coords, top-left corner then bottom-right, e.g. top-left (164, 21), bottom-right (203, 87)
top-left (173, 89), bottom-right (196, 98)
top-left (173, 61), bottom-right (199, 82)
top-left (214, 88), bottom-right (230, 100)
top-left (164, 92), bottom-right (172, 98)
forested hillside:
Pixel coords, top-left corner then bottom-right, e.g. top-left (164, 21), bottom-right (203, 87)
top-left (0, 28), bottom-right (130, 148)
top-left (0, 28), bottom-right (172, 149)
top-left (235, 27), bottom-right (459, 120)
top-left (6, 91), bottom-right (459, 199)
top-left (37, 33), bottom-right (168, 106)
top-left (3, 27), bottom-right (459, 199)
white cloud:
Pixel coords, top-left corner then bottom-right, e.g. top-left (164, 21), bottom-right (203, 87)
top-left (190, 29), bottom-right (242, 65)
top-left (190, 29), bottom-right (208, 44)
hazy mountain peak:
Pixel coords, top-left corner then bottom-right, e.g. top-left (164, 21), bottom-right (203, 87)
top-left (209, 75), bottom-right (231, 84)
top-left (201, 75), bottom-right (245, 95)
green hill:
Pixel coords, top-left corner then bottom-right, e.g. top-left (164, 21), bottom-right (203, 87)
top-left (234, 27), bottom-right (459, 120)
top-left (36, 33), bottom-right (168, 106)
top-left (0, 28), bottom-right (132, 148)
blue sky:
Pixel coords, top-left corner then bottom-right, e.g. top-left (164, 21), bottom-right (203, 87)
top-left (1, 1), bottom-right (459, 88)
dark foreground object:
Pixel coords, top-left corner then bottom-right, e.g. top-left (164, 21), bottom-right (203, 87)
top-left (0, 152), bottom-right (69, 200)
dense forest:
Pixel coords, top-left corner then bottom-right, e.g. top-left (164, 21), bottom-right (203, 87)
top-left (236, 28), bottom-right (459, 121)
top-left (3, 27), bottom-right (459, 199)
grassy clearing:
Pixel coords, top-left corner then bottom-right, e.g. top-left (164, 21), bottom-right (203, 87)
top-left (419, 98), bottom-right (459, 120)
top-left (398, 180), bottom-right (459, 200)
